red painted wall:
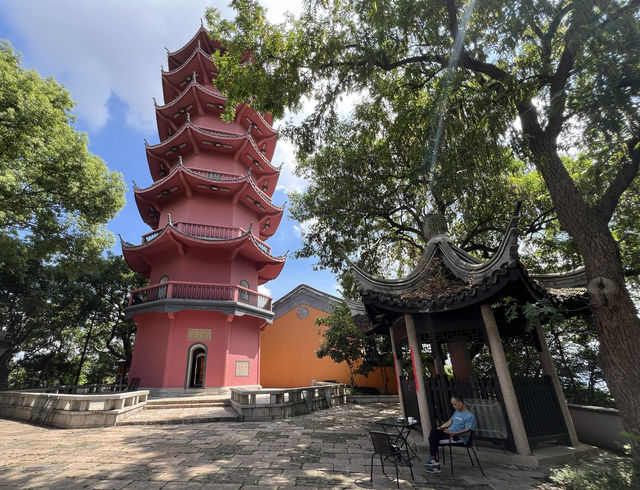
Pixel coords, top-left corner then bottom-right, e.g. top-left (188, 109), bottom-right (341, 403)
top-left (130, 309), bottom-right (262, 388)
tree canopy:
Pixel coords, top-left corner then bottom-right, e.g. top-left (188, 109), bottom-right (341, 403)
top-left (0, 40), bottom-right (125, 258)
top-left (316, 302), bottom-right (366, 387)
top-left (0, 40), bottom-right (130, 388)
top-left (206, 0), bottom-right (640, 461)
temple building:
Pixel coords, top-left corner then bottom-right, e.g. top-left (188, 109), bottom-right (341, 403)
top-left (347, 202), bottom-right (590, 455)
top-left (122, 25), bottom-right (285, 392)
top-left (261, 284), bottom-right (397, 393)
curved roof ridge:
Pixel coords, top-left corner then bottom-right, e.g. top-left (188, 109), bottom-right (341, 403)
top-left (121, 224), bottom-right (170, 250)
top-left (248, 232), bottom-right (287, 261)
top-left (183, 166), bottom-right (245, 183)
top-left (162, 45), bottom-right (216, 77)
top-left (134, 159), bottom-right (186, 192)
top-left (145, 121), bottom-right (246, 151)
top-left (118, 234), bottom-right (136, 248)
top-left (237, 102), bottom-right (276, 135)
top-left (347, 201), bottom-right (524, 295)
top-left (134, 160), bottom-right (245, 194)
top-left (166, 25), bottom-right (219, 60)
top-left (244, 129), bottom-right (276, 169)
top-left (530, 266), bottom-right (588, 289)
top-left (155, 80), bottom-right (218, 113)
top-left (252, 109), bottom-right (275, 133)
top-left (246, 173), bottom-right (285, 212)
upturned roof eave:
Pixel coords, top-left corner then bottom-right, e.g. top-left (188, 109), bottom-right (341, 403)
top-left (122, 223), bottom-right (286, 266)
top-left (347, 210), bottom-right (522, 298)
top-left (166, 25), bottom-right (221, 69)
top-left (162, 45), bottom-right (218, 78)
top-left (145, 122), bottom-right (280, 176)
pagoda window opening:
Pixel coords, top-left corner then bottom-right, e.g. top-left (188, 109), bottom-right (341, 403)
top-left (157, 275), bottom-right (169, 299)
top-left (238, 280), bottom-right (250, 303)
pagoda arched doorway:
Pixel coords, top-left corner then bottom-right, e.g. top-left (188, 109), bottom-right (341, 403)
top-left (186, 343), bottom-right (207, 388)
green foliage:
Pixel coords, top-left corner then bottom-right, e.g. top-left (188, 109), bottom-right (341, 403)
top-left (208, 0), bottom-right (640, 460)
top-left (206, 0), bottom-right (640, 288)
top-left (547, 316), bottom-right (614, 407)
top-left (492, 297), bottom-right (564, 331)
top-left (0, 40), bottom-right (132, 388)
top-left (356, 335), bottom-right (393, 394)
top-left (0, 40), bottom-right (125, 256)
top-left (471, 315), bottom-right (613, 407)
top-left (316, 302), bottom-right (366, 387)
top-left (1, 249), bottom-right (145, 389)
top-left (549, 455), bottom-right (637, 490)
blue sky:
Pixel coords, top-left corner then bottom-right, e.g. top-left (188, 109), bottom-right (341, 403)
top-left (0, 0), bottom-right (340, 301)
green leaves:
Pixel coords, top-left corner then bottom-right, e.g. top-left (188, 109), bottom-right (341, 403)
top-left (316, 302), bottom-right (366, 386)
top-left (0, 40), bottom-right (131, 388)
top-left (0, 41), bottom-right (125, 255)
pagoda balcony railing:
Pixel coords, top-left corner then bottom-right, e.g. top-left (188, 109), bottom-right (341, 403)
top-left (140, 222), bottom-right (271, 253)
top-left (188, 167), bottom-right (242, 181)
top-left (128, 281), bottom-right (272, 311)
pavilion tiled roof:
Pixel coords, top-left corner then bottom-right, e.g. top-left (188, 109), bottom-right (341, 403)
top-left (346, 205), bottom-right (589, 316)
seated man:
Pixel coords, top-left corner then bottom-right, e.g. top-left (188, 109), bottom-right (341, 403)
top-left (426, 394), bottom-right (477, 473)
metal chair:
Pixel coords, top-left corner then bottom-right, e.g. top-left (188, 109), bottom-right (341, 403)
top-left (439, 429), bottom-right (485, 476)
top-left (369, 431), bottom-right (414, 488)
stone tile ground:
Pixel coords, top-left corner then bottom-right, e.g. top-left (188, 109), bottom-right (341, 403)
top-left (0, 402), bottom-right (622, 489)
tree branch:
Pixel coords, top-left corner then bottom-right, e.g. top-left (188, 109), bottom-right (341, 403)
top-left (596, 137), bottom-right (640, 223)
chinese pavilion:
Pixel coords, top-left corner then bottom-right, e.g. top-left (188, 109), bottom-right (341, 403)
top-left (122, 25), bottom-right (285, 392)
top-left (347, 202), bottom-right (590, 455)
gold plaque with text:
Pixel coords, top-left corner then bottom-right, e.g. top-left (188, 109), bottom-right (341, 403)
top-left (187, 328), bottom-right (211, 341)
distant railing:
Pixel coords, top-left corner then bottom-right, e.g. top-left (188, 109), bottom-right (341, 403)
top-left (0, 389), bottom-right (149, 428)
top-left (140, 222), bottom-right (271, 253)
top-left (189, 167), bottom-right (242, 181)
top-left (129, 281), bottom-right (272, 311)
top-left (230, 382), bottom-right (347, 421)
top-left (11, 383), bottom-right (126, 394)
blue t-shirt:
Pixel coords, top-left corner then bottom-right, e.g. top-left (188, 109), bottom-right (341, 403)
top-left (449, 409), bottom-right (476, 444)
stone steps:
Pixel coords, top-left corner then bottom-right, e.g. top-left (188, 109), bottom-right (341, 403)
top-left (117, 403), bottom-right (241, 426)
top-left (144, 399), bottom-right (229, 410)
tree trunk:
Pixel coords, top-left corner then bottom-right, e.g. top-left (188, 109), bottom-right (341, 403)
top-left (0, 351), bottom-right (12, 389)
top-left (74, 319), bottom-right (95, 386)
top-left (529, 135), bottom-right (640, 462)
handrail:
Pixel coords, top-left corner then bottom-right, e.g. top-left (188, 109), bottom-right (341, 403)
top-left (128, 281), bottom-right (272, 311)
top-left (140, 222), bottom-right (272, 253)
top-left (229, 383), bottom-right (347, 420)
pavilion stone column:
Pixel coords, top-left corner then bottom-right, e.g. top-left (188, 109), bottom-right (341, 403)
top-left (405, 313), bottom-right (431, 443)
top-left (480, 304), bottom-right (531, 455)
top-left (534, 319), bottom-right (580, 446)
top-left (389, 326), bottom-right (405, 417)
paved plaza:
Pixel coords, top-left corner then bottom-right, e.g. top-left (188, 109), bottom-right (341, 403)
top-left (0, 402), bottom-right (620, 489)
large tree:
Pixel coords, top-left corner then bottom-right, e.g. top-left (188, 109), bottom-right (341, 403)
top-left (316, 302), bottom-right (367, 387)
top-left (0, 40), bottom-right (128, 387)
top-left (206, 0), bottom-right (640, 459)
top-left (0, 40), bottom-right (125, 257)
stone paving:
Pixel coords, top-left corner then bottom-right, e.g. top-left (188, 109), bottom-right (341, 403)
top-left (0, 402), bottom-right (621, 489)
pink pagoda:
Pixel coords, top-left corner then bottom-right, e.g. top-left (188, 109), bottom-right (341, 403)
top-left (122, 26), bottom-right (285, 391)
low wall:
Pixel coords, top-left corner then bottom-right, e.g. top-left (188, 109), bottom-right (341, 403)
top-left (347, 394), bottom-right (399, 404)
top-left (569, 404), bottom-right (631, 452)
top-left (230, 382), bottom-right (347, 421)
top-left (0, 390), bottom-right (149, 428)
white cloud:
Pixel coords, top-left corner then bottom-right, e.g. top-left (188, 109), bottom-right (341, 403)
top-left (258, 284), bottom-right (272, 297)
top-left (292, 217), bottom-right (317, 239)
top-left (273, 139), bottom-right (307, 194)
top-left (0, 0), bottom-right (300, 134)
